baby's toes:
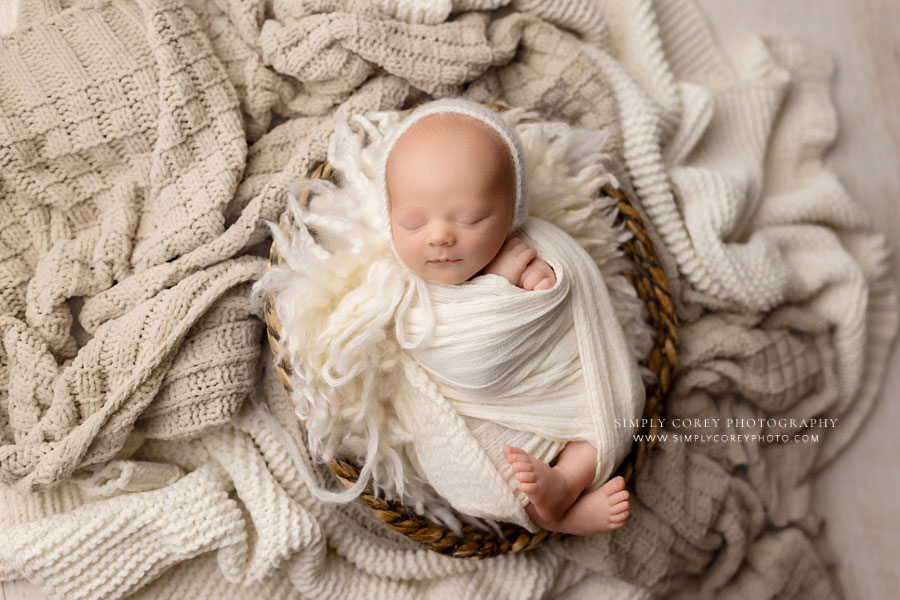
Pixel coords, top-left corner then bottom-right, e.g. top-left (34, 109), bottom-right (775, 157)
top-left (610, 500), bottom-right (629, 515)
top-left (511, 460), bottom-right (535, 476)
top-left (515, 470), bottom-right (537, 483)
top-left (518, 481), bottom-right (538, 494)
top-left (503, 445), bottom-right (527, 464)
top-left (506, 453), bottom-right (534, 469)
top-left (610, 509), bottom-right (630, 523)
top-left (503, 445), bottom-right (526, 456)
top-left (599, 476), bottom-right (626, 495)
top-left (608, 490), bottom-right (629, 506)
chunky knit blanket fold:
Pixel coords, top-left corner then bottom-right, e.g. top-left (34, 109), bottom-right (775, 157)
top-left (0, 0), bottom-right (897, 599)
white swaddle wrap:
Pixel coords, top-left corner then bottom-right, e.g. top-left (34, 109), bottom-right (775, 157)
top-left (399, 216), bottom-right (644, 512)
top-left (254, 100), bottom-right (653, 533)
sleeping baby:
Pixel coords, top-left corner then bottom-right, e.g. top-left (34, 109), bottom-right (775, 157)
top-left (380, 98), bottom-right (636, 535)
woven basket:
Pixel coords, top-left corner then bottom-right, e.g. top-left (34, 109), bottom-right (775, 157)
top-left (263, 103), bottom-right (678, 559)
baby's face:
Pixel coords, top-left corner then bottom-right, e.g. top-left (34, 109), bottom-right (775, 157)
top-left (386, 113), bottom-right (514, 285)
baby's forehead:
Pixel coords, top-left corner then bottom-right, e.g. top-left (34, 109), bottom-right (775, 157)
top-left (385, 111), bottom-right (517, 214)
top-left (392, 112), bottom-right (501, 153)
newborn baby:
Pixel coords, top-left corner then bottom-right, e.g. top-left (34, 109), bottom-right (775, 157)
top-left (383, 100), bottom-right (631, 535)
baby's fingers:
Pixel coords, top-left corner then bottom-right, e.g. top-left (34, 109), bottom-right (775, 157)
top-left (533, 276), bottom-right (554, 290)
top-left (515, 246), bottom-right (538, 269)
top-left (521, 262), bottom-right (556, 290)
top-left (521, 267), bottom-right (544, 290)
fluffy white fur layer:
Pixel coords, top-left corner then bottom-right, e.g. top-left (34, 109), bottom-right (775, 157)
top-left (253, 107), bottom-right (655, 532)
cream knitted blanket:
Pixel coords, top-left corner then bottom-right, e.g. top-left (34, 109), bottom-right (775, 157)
top-left (0, 0), bottom-right (897, 598)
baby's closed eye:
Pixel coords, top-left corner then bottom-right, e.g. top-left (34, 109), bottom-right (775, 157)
top-left (398, 217), bottom-right (426, 230)
top-left (397, 215), bottom-right (488, 229)
top-left (457, 214), bottom-right (488, 226)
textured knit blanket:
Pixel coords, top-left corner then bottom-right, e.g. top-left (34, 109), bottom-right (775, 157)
top-left (0, 0), bottom-right (897, 598)
top-left (255, 106), bottom-right (650, 534)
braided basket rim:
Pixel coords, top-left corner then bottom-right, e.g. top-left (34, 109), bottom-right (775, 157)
top-left (262, 102), bottom-right (679, 559)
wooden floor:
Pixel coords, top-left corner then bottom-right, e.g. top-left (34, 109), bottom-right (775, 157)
top-left (2, 1), bottom-right (898, 598)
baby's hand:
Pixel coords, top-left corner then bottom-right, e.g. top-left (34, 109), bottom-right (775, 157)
top-left (483, 237), bottom-right (555, 291)
top-left (483, 237), bottom-right (536, 286)
top-left (520, 257), bottom-right (556, 291)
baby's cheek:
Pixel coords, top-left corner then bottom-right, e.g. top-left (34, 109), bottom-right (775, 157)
top-left (394, 235), bottom-right (428, 273)
top-left (475, 238), bottom-right (505, 270)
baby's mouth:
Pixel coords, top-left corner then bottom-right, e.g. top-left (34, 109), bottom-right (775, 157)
top-left (429, 258), bottom-right (462, 264)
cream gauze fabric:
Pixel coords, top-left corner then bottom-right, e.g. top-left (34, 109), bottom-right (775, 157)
top-left (257, 103), bottom-right (651, 532)
top-left (384, 99), bottom-right (645, 522)
top-left (398, 218), bottom-right (645, 511)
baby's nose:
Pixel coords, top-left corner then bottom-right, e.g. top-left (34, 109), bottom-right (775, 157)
top-left (427, 226), bottom-right (455, 246)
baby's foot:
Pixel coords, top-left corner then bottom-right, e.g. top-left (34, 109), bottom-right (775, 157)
top-left (503, 445), bottom-right (582, 522)
top-left (524, 475), bottom-right (631, 536)
top-left (560, 475), bottom-right (630, 534)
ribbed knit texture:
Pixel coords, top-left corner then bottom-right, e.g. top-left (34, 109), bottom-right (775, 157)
top-left (0, 0), bottom-right (896, 598)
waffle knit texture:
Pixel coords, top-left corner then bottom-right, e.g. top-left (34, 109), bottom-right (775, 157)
top-left (0, 0), bottom-right (896, 598)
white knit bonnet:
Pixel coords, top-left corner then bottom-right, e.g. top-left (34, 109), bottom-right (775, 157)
top-left (376, 98), bottom-right (528, 261)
